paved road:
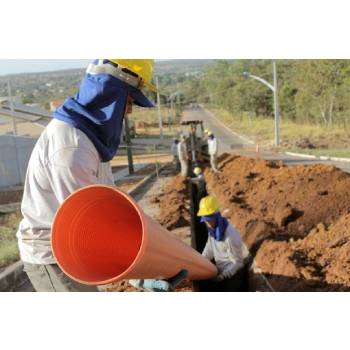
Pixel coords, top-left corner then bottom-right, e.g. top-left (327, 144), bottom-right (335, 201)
top-left (182, 107), bottom-right (248, 154)
top-left (182, 107), bottom-right (350, 173)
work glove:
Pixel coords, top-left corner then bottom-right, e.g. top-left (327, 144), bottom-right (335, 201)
top-left (129, 270), bottom-right (189, 292)
top-left (213, 274), bottom-right (225, 283)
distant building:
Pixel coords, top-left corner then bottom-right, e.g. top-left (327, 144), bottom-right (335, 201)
top-left (50, 99), bottom-right (65, 112)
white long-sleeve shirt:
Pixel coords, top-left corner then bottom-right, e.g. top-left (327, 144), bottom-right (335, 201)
top-left (16, 119), bottom-right (115, 265)
top-left (202, 223), bottom-right (249, 278)
top-left (177, 141), bottom-right (188, 161)
top-left (208, 137), bottom-right (218, 155)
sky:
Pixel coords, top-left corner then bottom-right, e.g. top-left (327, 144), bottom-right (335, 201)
top-left (0, 59), bottom-right (91, 76)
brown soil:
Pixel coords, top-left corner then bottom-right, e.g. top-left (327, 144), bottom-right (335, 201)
top-left (255, 215), bottom-right (350, 291)
top-left (160, 153), bottom-right (350, 291)
top-left (157, 174), bottom-right (190, 230)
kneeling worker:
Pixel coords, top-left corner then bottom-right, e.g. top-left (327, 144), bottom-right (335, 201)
top-left (198, 195), bottom-right (249, 290)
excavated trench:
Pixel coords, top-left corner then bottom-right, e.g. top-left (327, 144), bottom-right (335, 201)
top-left (157, 154), bottom-right (350, 292)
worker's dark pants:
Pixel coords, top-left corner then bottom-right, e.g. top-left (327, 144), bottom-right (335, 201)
top-left (196, 267), bottom-right (247, 292)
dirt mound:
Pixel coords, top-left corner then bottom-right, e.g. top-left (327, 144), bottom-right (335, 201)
top-left (294, 138), bottom-right (316, 149)
top-left (255, 214), bottom-right (350, 291)
top-left (205, 155), bottom-right (350, 246)
top-left (157, 174), bottom-right (190, 230)
top-left (204, 155), bottom-right (350, 291)
top-left (159, 153), bottom-right (350, 291)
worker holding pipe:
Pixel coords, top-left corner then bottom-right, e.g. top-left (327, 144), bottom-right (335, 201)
top-left (198, 196), bottom-right (249, 290)
top-left (207, 131), bottom-right (219, 172)
top-left (16, 59), bottom-right (156, 292)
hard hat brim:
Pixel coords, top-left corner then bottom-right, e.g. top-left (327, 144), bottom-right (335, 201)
top-left (129, 86), bottom-right (155, 108)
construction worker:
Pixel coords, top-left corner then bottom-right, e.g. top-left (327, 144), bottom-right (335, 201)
top-left (177, 134), bottom-right (189, 177)
top-left (198, 195), bottom-right (249, 291)
top-left (207, 131), bottom-right (219, 172)
top-left (193, 166), bottom-right (204, 179)
top-left (16, 59), bottom-right (156, 292)
top-left (171, 137), bottom-right (180, 171)
top-left (191, 166), bottom-right (207, 197)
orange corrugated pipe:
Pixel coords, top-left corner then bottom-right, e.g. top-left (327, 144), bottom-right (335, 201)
top-left (51, 185), bottom-right (217, 285)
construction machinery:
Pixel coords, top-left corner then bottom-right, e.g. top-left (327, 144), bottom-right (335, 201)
top-left (180, 118), bottom-right (209, 167)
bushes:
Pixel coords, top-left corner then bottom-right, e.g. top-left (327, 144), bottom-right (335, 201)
top-left (188, 59), bottom-right (350, 128)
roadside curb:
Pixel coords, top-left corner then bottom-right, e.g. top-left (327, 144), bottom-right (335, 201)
top-left (285, 151), bottom-right (318, 159)
top-left (128, 163), bottom-right (168, 198)
top-left (0, 261), bottom-right (29, 292)
top-left (285, 151), bottom-right (350, 163)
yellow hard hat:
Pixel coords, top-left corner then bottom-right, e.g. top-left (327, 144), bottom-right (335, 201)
top-left (197, 196), bottom-right (221, 216)
top-left (109, 59), bottom-right (157, 92)
top-left (193, 167), bottom-right (202, 175)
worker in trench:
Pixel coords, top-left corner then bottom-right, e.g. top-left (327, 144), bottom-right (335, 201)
top-left (191, 166), bottom-right (207, 195)
top-left (197, 195), bottom-right (249, 291)
top-left (15, 59), bottom-right (161, 292)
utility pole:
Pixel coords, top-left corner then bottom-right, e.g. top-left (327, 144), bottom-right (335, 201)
top-left (155, 77), bottom-right (163, 141)
top-left (124, 115), bottom-right (134, 175)
top-left (167, 99), bottom-right (172, 131)
top-left (7, 80), bottom-right (18, 136)
top-left (243, 60), bottom-right (280, 147)
top-left (7, 80), bottom-right (22, 184)
top-left (170, 97), bottom-right (174, 123)
top-left (273, 60), bottom-right (280, 147)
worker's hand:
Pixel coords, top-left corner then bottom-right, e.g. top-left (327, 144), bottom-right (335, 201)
top-left (167, 269), bottom-right (189, 290)
top-left (213, 274), bottom-right (225, 283)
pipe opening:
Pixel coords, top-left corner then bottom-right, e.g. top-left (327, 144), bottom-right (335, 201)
top-left (52, 186), bottom-right (143, 285)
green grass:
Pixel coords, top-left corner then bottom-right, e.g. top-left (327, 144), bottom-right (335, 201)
top-left (0, 212), bottom-right (21, 268)
top-left (287, 147), bottom-right (350, 158)
top-left (210, 107), bottom-right (350, 150)
top-left (132, 106), bottom-right (170, 124)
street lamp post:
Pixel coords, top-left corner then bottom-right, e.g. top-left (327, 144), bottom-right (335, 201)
top-left (243, 60), bottom-right (280, 146)
top-left (155, 77), bottom-right (163, 141)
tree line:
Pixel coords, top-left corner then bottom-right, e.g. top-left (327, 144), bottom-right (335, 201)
top-left (183, 60), bottom-right (350, 127)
